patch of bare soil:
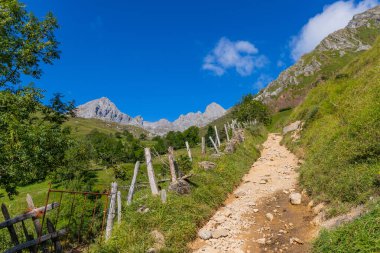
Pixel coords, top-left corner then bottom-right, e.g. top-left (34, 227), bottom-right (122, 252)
top-left (190, 134), bottom-right (319, 253)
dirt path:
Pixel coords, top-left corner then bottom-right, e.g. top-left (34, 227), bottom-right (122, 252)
top-left (190, 133), bottom-right (317, 253)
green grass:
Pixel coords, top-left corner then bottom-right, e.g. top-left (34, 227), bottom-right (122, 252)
top-left (312, 201), bottom-right (380, 253)
top-left (64, 117), bottom-right (148, 138)
top-left (282, 37), bottom-right (380, 251)
top-left (92, 125), bottom-right (267, 252)
top-left (267, 108), bottom-right (293, 133)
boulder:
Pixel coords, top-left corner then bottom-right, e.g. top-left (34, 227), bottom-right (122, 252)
top-left (150, 230), bottom-right (165, 251)
top-left (169, 179), bottom-right (191, 195)
top-left (289, 192), bottom-right (302, 205)
top-left (283, 121), bottom-right (302, 134)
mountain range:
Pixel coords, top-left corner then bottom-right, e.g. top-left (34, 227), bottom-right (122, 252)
top-left (75, 97), bottom-right (226, 135)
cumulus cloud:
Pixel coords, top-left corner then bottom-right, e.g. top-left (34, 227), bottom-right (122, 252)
top-left (203, 37), bottom-right (268, 76)
top-left (291, 0), bottom-right (379, 60)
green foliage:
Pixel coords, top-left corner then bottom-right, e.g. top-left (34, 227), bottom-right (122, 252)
top-left (285, 38), bottom-right (380, 207)
top-left (313, 201), bottom-right (380, 253)
top-left (176, 155), bottom-right (192, 175)
top-left (183, 126), bottom-right (200, 147)
top-left (0, 87), bottom-right (72, 197)
top-left (0, 0), bottom-right (60, 86)
top-left (232, 94), bottom-right (271, 125)
top-left (152, 136), bottom-right (167, 154)
top-left (165, 131), bottom-right (185, 149)
top-left (205, 125), bottom-right (215, 147)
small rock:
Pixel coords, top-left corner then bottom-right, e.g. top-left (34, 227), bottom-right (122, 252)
top-left (146, 248), bottom-right (157, 253)
top-left (253, 209), bottom-right (259, 213)
top-left (259, 180), bottom-right (267, 184)
top-left (212, 228), bottom-right (229, 239)
top-left (290, 237), bottom-right (304, 245)
top-left (150, 230), bottom-right (165, 250)
top-left (137, 205), bottom-right (149, 213)
top-left (265, 213), bottom-right (274, 221)
top-left (312, 202), bottom-right (325, 214)
top-left (289, 192), bottom-right (302, 205)
top-left (198, 161), bottom-right (217, 170)
top-left (256, 238), bottom-right (266, 244)
top-left (307, 200), bottom-right (314, 209)
top-left (234, 191), bottom-right (246, 198)
top-left (198, 229), bottom-right (212, 240)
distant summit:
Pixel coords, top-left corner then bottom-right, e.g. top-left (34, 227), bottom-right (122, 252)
top-left (75, 98), bottom-right (226, 135)
top-left (75, 97), bottom-right (143, 126)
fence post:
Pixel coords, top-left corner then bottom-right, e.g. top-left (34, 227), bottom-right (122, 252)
top-left (106, 182), bottom-right (117, 241)
top-left (224, 124), bottom-right (230, 142)
top-left (26, 194), bottom-right (49, 253)
top-left (201, 137), bottom-right (206, 155)
top-left (1, 204), bottom-right (21, 252)
top-left (209, 136), bottom-right (220, 154)
top-left (127, 161), bottom-right (140, 205)
top-left (117, 191), bottom-right (121, 224)
top-left (46, 218), bottom-right (62, 253)
top-left (168, 147), bottom-right (177, 183)
top-left (161, 189), bottom-right (167, 204)
top-left (185, 141), bottom-right (192, 162)
top-left (214, 126), bottom-right (221, 147)
top-left (144, 148), bottom-right (159, 195)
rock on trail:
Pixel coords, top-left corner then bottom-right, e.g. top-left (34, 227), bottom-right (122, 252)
top-left (189, 134), bottom-right (312, 253)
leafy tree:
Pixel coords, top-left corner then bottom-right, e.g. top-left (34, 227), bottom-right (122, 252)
top-left (0, 87), bottom-right (71, 197)
top-left (153, 136), bottom-right (168, 154)
top-left (0, 0), bottom-right (60, 87)
top-left (43, 93), bottom-right (75, 124)
top-left (232, 94), bottom-right (271, 125)
top-left (183, 126), bottom-right (200, 147)
top-left (205, 125), bottom-right (215, 147)
top-left (176, 155), bottom-right (192, 175)
top-left (165, 131), bottom-right (184, 149)
top-left (86, 130), bottom-right (126, 167)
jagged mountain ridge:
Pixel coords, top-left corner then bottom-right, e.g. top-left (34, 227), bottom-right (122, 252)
top-left (75, 97), bottom-right (226, 135)
top-left (256, 6), bottom-right (380, 111)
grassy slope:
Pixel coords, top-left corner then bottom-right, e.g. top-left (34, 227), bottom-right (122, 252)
top-left (283, 38), bottom-right (380, 251)
top-left (93, 126), bottom-right (267, 252)
top-left (64, 117), bottom-right (148, 138)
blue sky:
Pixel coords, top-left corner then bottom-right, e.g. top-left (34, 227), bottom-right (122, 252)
top-left (21, 0), bottom-right (378, 121)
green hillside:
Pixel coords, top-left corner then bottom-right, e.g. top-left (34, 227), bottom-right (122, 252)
top-left (283, 37), bottom-right (380, 251)
top-left (64, 117), bottom-right (149, 138)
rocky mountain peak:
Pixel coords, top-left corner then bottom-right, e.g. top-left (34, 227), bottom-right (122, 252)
top-left (76, 98), bottom-right (226, 135)
top-left (256, 6), bottom-right (380, 111)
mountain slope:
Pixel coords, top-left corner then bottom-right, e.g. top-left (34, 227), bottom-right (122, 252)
top-left (256, 5), bottom-right (380, 111)
top-left (76, 98), bottom-right (227, 135)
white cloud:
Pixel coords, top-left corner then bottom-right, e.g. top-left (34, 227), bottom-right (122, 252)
top-left (254, 74), bottom-right (273, 89)
top-left (203, 37), bottom-right (268, 76)
top-left (291, 0), bottom-right (379, 60)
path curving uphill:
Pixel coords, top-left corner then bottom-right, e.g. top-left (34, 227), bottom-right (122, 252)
top-left (190, 133), bottom-right (317, 253)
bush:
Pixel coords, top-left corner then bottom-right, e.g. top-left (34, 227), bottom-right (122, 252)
top-left (232, 94), bottom-right (271, 125)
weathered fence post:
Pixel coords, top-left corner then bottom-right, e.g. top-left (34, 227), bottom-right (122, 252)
top-left (185, 141), bottom-right (192, 162)
top-left (26, 194), bottom-right (49, 253)
top-left (214, 126), bottom-right (221, 147)
top-left (201, 137), bottom-right (206, 155)
top-left (127, 161), bottom-right (140, 205)
top-left (46, 218), bottom-right (62, 253)
top-left (168, 147), bottom-right (177, 183)
top-left (160, 189), bottom-right (167, 204)
top-left (209, 136), bottom-right (220, 154)
top-left (224, 124), bottom-right (230, 142)
top-left (117, 191), bottom-right (121, 224)
top-left (1, 204), bottom-right (21, 252)
top-left (106, 182), bottom-right (117, 241)
top-left (144, 148), bottom-right (159, 195)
